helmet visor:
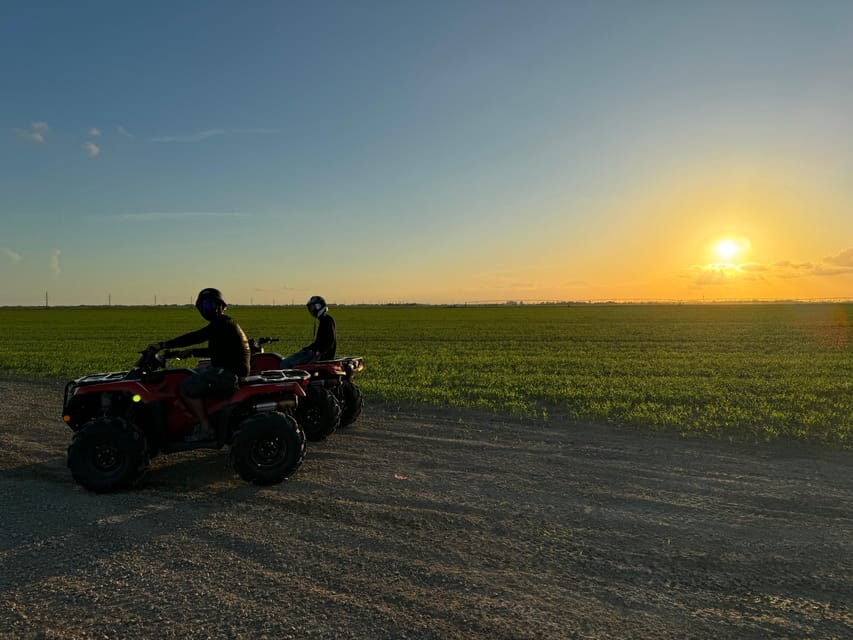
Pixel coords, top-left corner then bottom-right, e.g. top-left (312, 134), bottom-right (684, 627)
top-left (200, 299), bottom-right (220, 315)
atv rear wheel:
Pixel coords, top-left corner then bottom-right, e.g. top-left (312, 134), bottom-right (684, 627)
top-left (67, 417), bottom-right (149, 493)
top-left (230, 412), bottom-right (306, 485)
top-left (339, 381), bottom-right (363, 427)
top-left (295, 385), bottom-right (342, 441)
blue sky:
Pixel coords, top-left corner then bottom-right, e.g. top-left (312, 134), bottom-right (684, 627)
top-left (2, 0), bottom-right (853, 305)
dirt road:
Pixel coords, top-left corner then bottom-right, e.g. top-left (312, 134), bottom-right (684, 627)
top-left (1, 377), bottom-right (851, 639)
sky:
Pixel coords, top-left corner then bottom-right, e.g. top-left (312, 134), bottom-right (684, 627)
top-left (2, 0), bottom-right (852, 306)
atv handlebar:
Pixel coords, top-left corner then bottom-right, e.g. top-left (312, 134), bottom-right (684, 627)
top-left (248, 336), bottom-right (278, 354)
top-left (134, 348), bottom-right (187, 374)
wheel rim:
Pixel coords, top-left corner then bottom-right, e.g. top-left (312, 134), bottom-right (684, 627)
top-left (93, 442), bottom-right (122, 472)
top-left (250, 434), bottom-right (286, 468)
top-left (304, 405), bottom-right (322, 426)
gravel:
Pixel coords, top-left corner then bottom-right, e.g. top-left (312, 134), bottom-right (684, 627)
top-left (1, 377), bottom-right (852, 639)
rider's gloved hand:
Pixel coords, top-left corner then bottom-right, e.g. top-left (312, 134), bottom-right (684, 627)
top-left (147, 342), bottom-right (162, 353)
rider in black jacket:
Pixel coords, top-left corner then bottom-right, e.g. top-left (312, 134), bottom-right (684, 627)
top-left (148, 288), bottom-right (250, 441)
top-left (280, 295), bottom-right (336, 367)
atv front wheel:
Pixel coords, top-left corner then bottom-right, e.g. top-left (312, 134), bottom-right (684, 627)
top-left (295, 385), bottom-right (342, 441)
top-left (230, 412), bottom-right (306, 485)
top-left (339, 381), bottom-right (363, 427)
top-left (67, 417), bottom-right (149, 493)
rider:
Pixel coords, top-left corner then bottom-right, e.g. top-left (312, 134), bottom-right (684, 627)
top-left (280, 295), bottom-right (337, 368)
top-left (148, 288), bottom-right (250, 441)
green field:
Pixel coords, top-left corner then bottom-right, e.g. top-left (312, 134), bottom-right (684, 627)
top-left (1, 304), bottom-right (851, 447)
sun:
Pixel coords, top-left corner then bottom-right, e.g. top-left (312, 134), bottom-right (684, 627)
top-left (711, 237), bottom-right (750, 263)
top-left (715, 239), bottom-right (739, 261)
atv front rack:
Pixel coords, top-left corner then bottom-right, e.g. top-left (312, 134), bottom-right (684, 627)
top-left (63, 371), bottom-right (131, 410)
top-left (73, 371), bottom-right (130, 385)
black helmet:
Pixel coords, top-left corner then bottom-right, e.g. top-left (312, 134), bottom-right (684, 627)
top-left (196, 288), bottom-right (227, 319)
top-left (306, 295), bottom-right (327, 318)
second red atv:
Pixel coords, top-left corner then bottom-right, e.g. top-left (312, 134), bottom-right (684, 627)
top-left (62, 349), bottom-right (310, 493)
top-left (249, 337), bottom-right (364, 434)
top-left (197, 338), bottom-right (363, 441)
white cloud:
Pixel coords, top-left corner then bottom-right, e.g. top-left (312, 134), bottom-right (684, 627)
top-left (83, 141), bottom-right (101, 157)
top-left (89, 127), bottom-right (101, 136)
top-left (116, 125), bottom-right (134, 139)
top-left (149, 128), bottom-right (280, 143)
top-left (2, 248), bottom-right (23, 263)
top-left (14, 121), bottom-right (49, 143)
top-left (49, 249), bottom-right (61, 277)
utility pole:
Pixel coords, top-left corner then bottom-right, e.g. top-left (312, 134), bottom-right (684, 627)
top-left (154, 294), bottom-right (157, 306)
top-left (45, 291), bottom-right (48, 308)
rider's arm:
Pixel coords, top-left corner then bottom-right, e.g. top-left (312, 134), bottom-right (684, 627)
top-left (162, 325), bottom-right (211, 350)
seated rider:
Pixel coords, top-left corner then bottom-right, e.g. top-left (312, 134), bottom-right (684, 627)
top-left (148, 288), bottom-right (250, 441)
top-left (280, 295), bottom-right (337, 368)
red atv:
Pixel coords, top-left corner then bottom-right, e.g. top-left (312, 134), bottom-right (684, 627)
top-left (197, 338), bottom-right (364, 441)
top-left (61, 349), bottom-right (310, 493)
top-left (249, 338), bottom-right (364, 438)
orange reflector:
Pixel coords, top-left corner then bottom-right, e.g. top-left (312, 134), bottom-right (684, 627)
top-left (62, 415), bottom-right (71, 422)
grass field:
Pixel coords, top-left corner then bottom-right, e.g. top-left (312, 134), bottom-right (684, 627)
top-left (1, 304), bottom-right (851, 447)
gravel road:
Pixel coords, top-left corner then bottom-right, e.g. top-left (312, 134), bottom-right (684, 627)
top-left (1, 377), bottom-right (852, 639)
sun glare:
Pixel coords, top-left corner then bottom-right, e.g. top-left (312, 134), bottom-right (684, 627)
top-left (711, 237), bottom-right (750, 263)
top-left (715, 240), bottom-right (738, 260)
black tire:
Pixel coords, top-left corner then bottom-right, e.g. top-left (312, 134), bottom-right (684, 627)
top-left (339, 381), bottom-right (364, 427)
top-left (295, 385), bottom-right (342, 441)
top-left (230, 412), bottom-right (306, 485)
top-left (67, 417), bottom-right (149, 493)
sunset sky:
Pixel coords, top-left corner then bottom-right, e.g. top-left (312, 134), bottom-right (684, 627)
top-left (2, 0), bottom-right (852, 306)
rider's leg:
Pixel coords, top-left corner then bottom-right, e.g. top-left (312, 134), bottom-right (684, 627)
top-left (180, 392), bottom-right (211, 432)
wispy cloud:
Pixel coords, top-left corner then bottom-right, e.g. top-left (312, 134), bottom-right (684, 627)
top-left (89, 127), bottom-right (101, 136)
top-left (116, 125), bottom-right (134, 139)
top-left (685, 248), bottom-right (853, 286)
top-left (14, 121), bottom-right (49, 143)
top-left (687, 263), bottom-right (764, 286)
top-left (2, 248), bottom-right (23, 263)
top-left (110, 211), bottom-right (251, 221)
top-left (49, 249), bottom-right (61, 277)
top-left (823, 248), bottom-right (853, 269)
top-left (83, 141), bottom-right (101, 157)
top-left (149, 128), bottom-right (280, 143)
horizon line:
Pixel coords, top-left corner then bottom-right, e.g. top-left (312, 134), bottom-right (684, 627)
top-left (3, 296), bottom-right (853, 310)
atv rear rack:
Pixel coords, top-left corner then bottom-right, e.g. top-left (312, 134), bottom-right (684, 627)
top-left (242, 369), bottom-right (311, 385)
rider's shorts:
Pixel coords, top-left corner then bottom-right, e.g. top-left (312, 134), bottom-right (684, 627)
top-left (180, 366), bottom-right (238, 399)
